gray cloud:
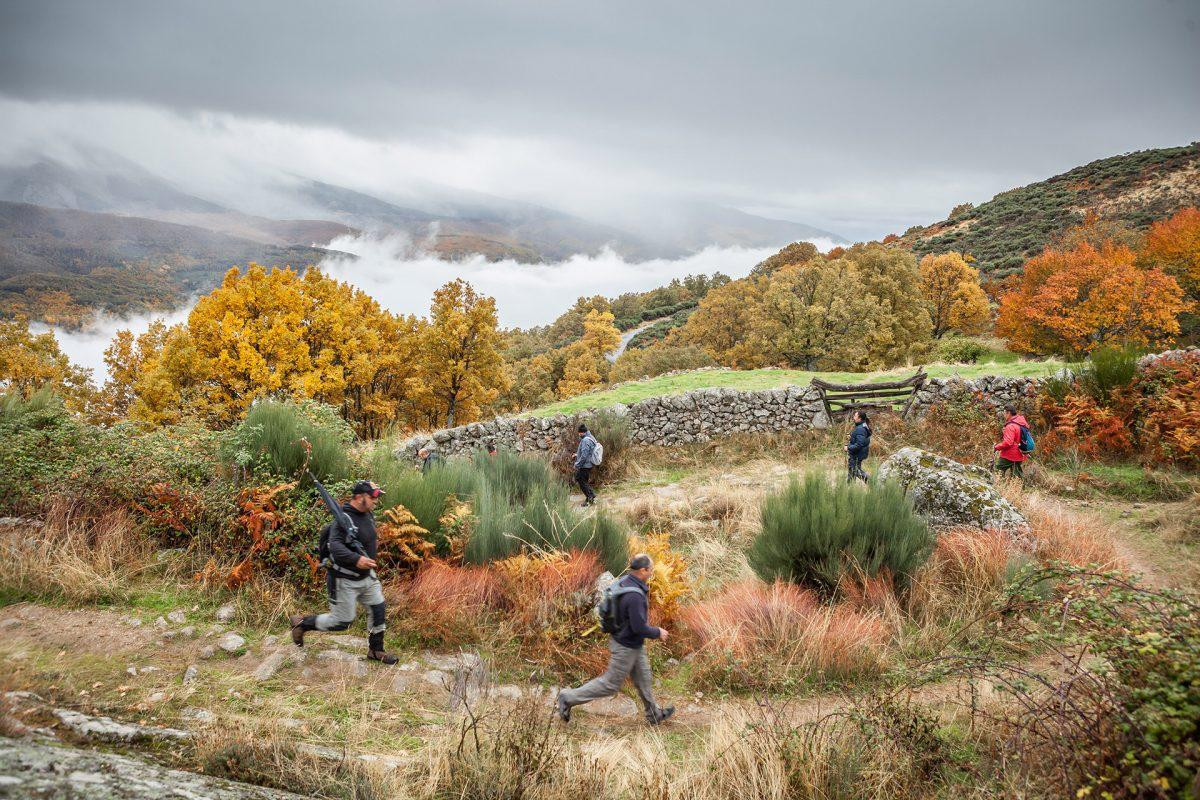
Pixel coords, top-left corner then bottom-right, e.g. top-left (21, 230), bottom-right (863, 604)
top-left (1, 0), bottom-right (1198, 240)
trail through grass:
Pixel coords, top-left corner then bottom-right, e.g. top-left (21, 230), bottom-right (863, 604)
top-left (534, 359), bottom-right (1070, 415)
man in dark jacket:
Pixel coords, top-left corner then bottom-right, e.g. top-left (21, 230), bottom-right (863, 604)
top-left (556, 554), bottom-right (675, 725)
top-left (289, 480), bottom-right (398, 664)
top-left (994, 404), bottom-right (1030, 482)
top-left (574, 424), bottom-right (599, 507)
top-left (418, 447), bottom-right (443, 474)
top-left (845, 410), bottom-right (871, 483)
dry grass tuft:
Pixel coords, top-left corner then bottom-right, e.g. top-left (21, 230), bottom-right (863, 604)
top-left (0, 500), bottom-right (151, 604)
top-left (682, 580), bottom-right (892, 690)
top-left (1015, 492), bottom-right (1124, 569)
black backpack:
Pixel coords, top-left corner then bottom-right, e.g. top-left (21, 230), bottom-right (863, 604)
top-left (595, 581), bottom-right (646, 634)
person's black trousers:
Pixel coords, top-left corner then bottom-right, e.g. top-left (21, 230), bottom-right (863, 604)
top-left (847, 454), bottom-right (868, 483)
top-left (575, 466), bottom-right (596, 504)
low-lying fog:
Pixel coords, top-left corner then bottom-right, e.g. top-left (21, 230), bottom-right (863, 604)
top-left (44, 238), bottom-right (836, 382)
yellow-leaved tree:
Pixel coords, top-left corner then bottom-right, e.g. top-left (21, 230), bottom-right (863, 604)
top-left (0, 316), bottom-right (94, 411)
top-left (678, 277), bottom-right (766, 367)
top-left (919, 252), bottom-right (991, 338)
top-left (93, 320), bottom-right (170, 425)
top-left (130, 265), bottom-right (425, 436)
top-left (556, 309), bottom-right (620, 399)
top-left (416, 279), bottom-right (509, 428)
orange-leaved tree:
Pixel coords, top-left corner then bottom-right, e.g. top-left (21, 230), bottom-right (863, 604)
top-left (996, 241), bottom-right (1187, 357)
top-left (1139, 207), bottom-right (1200, 300)
top-left (919, 252), bottom-right (991, 338)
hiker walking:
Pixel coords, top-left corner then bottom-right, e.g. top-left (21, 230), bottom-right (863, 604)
top-left (994, 404), bottom-right (1031, 482)
top-left (574, 423), bottom-right (600, 507)
top-left (418, 447), bottom-right (443, 474)
top-left (290, 480), bottom-right (398, 665)
top-left (556, 554), bottom-right (675, 725)
top-left (845, 410), bottom-right (871, 483)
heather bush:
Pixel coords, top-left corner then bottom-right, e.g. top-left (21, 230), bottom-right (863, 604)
top-left (750, 473), bottom-right (934, 595)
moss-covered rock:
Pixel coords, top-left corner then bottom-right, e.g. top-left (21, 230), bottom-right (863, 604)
top-left (876, 447), bottom-right (1028, 532)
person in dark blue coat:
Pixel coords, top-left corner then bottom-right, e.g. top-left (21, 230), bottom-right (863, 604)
top-left (845, 410), bottom-right (871, 483)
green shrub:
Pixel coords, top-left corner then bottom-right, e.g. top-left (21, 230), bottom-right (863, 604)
top-left (750, 473), bottom-right (934, 595)
top-left (1076, 345), bottom-right (1140, 403)
top-left (365, 444), bottom-right (629, 570)
top-left (226, 399), bottom-right (353, 485)
top-left (935, 337), bottom-right (989, 364)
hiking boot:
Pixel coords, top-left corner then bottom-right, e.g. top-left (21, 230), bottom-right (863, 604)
top-left (367, 632), bottom-right (398, 665)
top-left (290, 614), bottom-right (315, 647)
top-left (649, 705), bottom-right (675, 726)
top-left (556, 694), bottom-right (571, 723)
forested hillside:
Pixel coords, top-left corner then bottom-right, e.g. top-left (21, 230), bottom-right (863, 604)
top-left (0, 202), bottom-right (334, 326)
top-left (901, 143), bottom-right (1200, 275)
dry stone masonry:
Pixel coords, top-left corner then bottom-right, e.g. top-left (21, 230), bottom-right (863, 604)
top-left (394, 374), bottom-right (1049, 460)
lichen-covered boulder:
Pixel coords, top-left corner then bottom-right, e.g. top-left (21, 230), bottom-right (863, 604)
top-left (876, 447), bottom-right (1028, 532)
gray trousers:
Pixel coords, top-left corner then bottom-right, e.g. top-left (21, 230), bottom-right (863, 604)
top-left (559, 640), bottom-right (660, 720)
top-left (316, 575), bottom-right (386, 634)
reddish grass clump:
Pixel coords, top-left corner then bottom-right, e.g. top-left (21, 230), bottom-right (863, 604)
top-left (1020, 495), bottom-right (1124, 569)
top-left (397, 559), bottom-right (504, 645)
top-left (682, 580), bottom-right (891, 691)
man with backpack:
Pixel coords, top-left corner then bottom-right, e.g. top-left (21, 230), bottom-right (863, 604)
top-left (556, 553), bottom-right (675, 725)
top-left (574, 423), bottom-right (602, 507)
top-left (994, 404), bottom-right (1033, 482)
top-left (289, 480), bottom-right (399, 665)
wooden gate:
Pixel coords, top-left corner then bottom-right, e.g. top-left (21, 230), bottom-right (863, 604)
top-left (810, 369), bottom-right (927, 419)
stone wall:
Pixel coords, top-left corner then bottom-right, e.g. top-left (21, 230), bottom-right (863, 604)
top-left (393, 374), bottom-right (1047, 460)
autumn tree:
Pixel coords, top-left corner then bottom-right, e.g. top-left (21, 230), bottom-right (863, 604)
top-left (1140, 207), bottom-right (1200, 300)
top-left (0, 316), bottom-right (94, 411)
top-left (678, 277), bottom-right (766, 367)
top-left (996, 241), bottom-right (1187, 357)
top-left (93, 320), bottom-right (170, 424)
top-left (416, 279), bottom-right (508, 427)
top-left (750, 241), bottom-right (820, 276)
top-left (838, 244), bottom-right (933, 367)
top-left (555, 309), bottom-right (620, 399)
top-left (750, 260), bottom-right (880, 369)
top-left (130, 265), bottom-right (425, 436)
top-left (919, 252), bottom-right (991, 338)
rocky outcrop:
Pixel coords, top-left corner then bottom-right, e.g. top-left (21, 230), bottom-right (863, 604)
top-left (876, 447), bottom-right (1028, 532)
top-left (0, 738), bottom-right (307, 799)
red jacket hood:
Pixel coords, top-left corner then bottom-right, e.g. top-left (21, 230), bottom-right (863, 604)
top-left (1007, 415), bottom-right (1029, 428)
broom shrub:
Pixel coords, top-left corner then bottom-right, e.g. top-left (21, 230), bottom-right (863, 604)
top-left (751, 472), bottom-right (934, 595)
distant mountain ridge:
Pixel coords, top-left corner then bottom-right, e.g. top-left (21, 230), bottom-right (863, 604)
top-left (0, 148), bottom-right (847, 324)
top-left (0, 201), bottom-right (336, 325)
top-left (900, 143), bottom-right (1200, 275)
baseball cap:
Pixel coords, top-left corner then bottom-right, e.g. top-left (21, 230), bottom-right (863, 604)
top-left (351, 480), bottom-right (385, 498)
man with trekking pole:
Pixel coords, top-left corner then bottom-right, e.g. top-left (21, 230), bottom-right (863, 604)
top-left (290, 480), bottom-right (398, 665)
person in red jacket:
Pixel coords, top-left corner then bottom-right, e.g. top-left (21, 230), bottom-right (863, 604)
top-left (994, 404), bottom-right (1029, 482)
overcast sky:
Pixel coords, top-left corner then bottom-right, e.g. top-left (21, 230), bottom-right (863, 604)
top-left (1, 0), bottom-right (1198, 241)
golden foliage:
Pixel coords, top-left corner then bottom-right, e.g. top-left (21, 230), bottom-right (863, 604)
top-left (414, 278), bottom-right (509, 427)
top-left (628, 532), bottom-right (693, 624)
top-left (679, 243), bottom-right (932, 370)
top-left (438, 496), bottom-right (474, 564)
top-left (0, 315), bottom-right (93, 411)
top-left (120, 266), bottom-right (508, 435)
top-left (376, 505), bottom-right (435, 575)
top-left (919, 251), bottom-right (991, 338)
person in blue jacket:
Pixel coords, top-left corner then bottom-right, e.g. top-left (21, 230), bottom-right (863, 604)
top-left (845, 410), bottom-right (871, 483)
